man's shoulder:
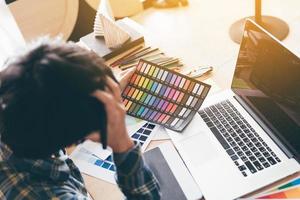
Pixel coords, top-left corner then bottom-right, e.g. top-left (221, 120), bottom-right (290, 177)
top-left (0, 161), bottom-right (25, 183)
top-left (0, 160), bottom-right (90, 199)
top-left (0, 161), bottom-right (41, 199)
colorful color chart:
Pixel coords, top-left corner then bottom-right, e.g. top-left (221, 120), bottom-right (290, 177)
top-left (83, 148), bottom-right (115, 171)
top-left (269, 177), bottom-right (300, 192)
top-left (122, 60), bottom-right (211, 131)
top-left (257, 186), bottom-right (300, 199)
top-left (91, 123), bottom-right (157, 172)
top-left (70, 122), bottom-right (158, 184)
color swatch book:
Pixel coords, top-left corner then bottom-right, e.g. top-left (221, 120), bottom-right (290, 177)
top-left (251, 175), bottom-right (300, 199)
top-left (70, 120), bottom-right (158, 184)
top-left (265, 175), bottom-right (300, 194)
top-left (256, 186), bottom-right (300, 199)
top-left (122, 60), bottom-right (211, 131)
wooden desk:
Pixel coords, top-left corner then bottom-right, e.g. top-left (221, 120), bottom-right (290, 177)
top-left (76, 0), bottom-right (300, 199)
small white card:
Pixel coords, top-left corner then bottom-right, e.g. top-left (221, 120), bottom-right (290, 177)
top-left (81, 140), bottom-right (112, 160)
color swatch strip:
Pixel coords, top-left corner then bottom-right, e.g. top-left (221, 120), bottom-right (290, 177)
top-left (122, 59), bottom-right (211, 131)
top-left (70, 122), bottom-right (158, 184)
top-left (257, 186), bottom-right (300, 199)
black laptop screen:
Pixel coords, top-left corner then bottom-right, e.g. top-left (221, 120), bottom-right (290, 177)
top-left (231, 20), bottom-right (300, 158)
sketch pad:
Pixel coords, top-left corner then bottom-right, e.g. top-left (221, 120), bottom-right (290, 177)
top-left (144, 142), bottom-right (202, 200)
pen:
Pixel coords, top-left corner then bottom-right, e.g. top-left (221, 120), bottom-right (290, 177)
top-left (182, 66), bottom-right (213, 78)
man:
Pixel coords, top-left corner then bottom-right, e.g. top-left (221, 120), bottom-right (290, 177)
top-left (0, 38), bottom-right (160, 199)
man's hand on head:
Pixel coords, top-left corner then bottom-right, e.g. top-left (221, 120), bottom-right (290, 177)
top-left (91, 76), bottom-right (134, 153)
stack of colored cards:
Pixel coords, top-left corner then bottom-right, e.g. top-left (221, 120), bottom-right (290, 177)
top-left (110, 46), bottom-right (183, 70)
top-left (122, 60), bottom-right (211, 131)
top-left (253, 175), bottom-right (300, 199)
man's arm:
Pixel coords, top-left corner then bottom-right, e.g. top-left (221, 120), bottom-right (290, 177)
top-left (114, 143), bottom-right (160, 200)
top-left (91, 75), bottom-right (161, 200)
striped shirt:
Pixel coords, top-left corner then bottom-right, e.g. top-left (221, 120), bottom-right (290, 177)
top-left (0, 142), bottom-right (160, 199)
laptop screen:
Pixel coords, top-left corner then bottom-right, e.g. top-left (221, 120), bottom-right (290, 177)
top-left (231, 20), bottom-right (300, 158)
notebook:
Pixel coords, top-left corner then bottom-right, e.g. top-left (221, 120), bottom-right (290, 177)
top-left (144, 142), bottom-right (202, 200)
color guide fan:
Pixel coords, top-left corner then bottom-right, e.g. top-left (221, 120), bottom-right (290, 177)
top-left (122, 60), bottom-right (211, 131)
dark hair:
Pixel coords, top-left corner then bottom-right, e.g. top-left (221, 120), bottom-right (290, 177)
top-left (0, 38), bottom-right (116, 159)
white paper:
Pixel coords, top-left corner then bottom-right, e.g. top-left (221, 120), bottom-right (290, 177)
top-left (152, 125), bottom-right (170, 140)
top-left (70, 144), bottom-right (116, 184)
top-left (0, 0), bottom-right (25, 70)
top-left (125, 115), bottom-right (145, 131)
top-left (81, 140), bottom-right (112, 160)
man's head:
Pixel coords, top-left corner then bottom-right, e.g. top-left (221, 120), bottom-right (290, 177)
top-left (0, 38), bottom-right (116, 159)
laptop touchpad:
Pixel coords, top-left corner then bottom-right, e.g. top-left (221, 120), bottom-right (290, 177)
top-left (178, 132), bottom-right (221, 167)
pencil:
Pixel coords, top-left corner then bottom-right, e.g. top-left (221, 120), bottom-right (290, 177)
top-left (118, 53), bottom-right (164, 66)
top-left (158, 58), bottom-right (179, 66)
top-left (114, 46), bottom-right (152, 65)
top-left (120, 57), bottom-right (179, 70)
top-left (110, 46), bottom-right (143, 67)
top-left (119, 48), bottom-right (160, 65)
top-left (110, 47), bottom-right (151, 67)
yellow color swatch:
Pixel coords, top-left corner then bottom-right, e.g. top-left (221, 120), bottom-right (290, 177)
top-left (125, 101), bottom-right (132, 110)
top-left (136, 91), bottom-right (143, 100)
top-left (132, 89), bottom-right (139, 98)
top-left (143, 78), bottom-right (149, 88)
top-left (149, 66), bottom-right (155, 75)
top-left (153, 68), bottom-right (159, 77)
top-left (138, 77), bottom-right (145, 87)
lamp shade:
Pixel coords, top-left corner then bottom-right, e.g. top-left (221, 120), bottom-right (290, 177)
top-left (86, 0), bottom-right (143, 18)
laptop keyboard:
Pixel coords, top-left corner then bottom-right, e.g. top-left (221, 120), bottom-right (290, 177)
top-left (198, 100), bottom-right (281, 177)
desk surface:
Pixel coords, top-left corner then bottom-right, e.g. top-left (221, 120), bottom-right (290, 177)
top-left (77, 0), bottom-right (300, 199)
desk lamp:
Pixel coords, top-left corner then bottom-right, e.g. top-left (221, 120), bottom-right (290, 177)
top-left (229, 0), bottom-right (289, 44)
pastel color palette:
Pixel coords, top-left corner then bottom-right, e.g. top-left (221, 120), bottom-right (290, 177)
top-left (122, 60), bottom-right (211, 131)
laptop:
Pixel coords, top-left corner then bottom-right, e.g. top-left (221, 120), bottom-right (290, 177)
top-left (167, 19), bottom-right (300, 200)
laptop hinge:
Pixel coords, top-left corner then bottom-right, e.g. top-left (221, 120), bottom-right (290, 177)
top-left (233, 95), bottom-right (298, 162)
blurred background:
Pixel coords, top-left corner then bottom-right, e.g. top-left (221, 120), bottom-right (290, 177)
top-left (7, 0), bottom-right (300, 88)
